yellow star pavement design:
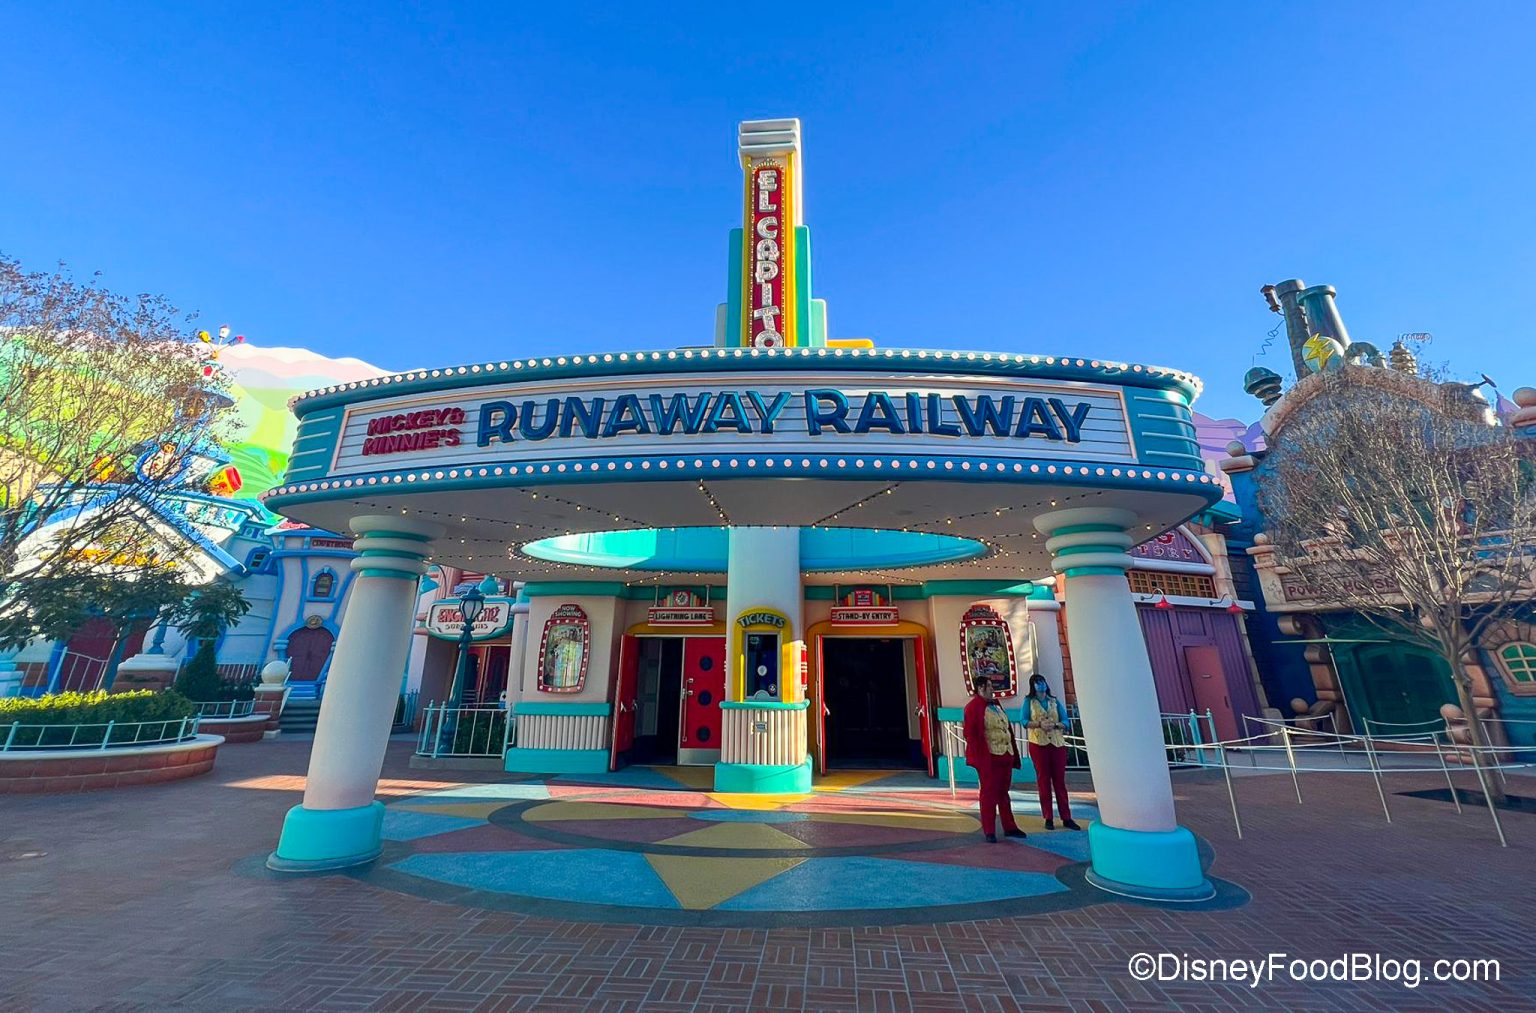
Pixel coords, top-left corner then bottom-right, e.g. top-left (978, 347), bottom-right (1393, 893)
top-left (522, 801), bottom-right (684, 822)
top-left (706, 792), bottom-right (812, 810)
top-left (811, 810), bottom-right (980, 833)
top-left (658, 822), bottom-right (809, 851)
top-left (645, 854), bottom-right (805, 909)
top-left (811, 771), bottom-right (894, 792)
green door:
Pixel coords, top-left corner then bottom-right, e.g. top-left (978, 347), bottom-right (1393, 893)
top-left (1342, 643), bottom-right (1457, 730)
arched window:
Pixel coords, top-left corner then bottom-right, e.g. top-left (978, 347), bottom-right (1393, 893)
top-left (245, 547), bottom-right (272, 573)
top-left (310, 569), bottom-right (336, 599)
top-left (1494, 643), bottom-right (1536, 695)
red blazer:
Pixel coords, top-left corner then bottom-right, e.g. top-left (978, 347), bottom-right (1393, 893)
top-left (963, 694), bottom-right (1021, 771)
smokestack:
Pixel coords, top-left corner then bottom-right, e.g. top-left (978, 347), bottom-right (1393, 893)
top-left (1270, 279), bottom-right (1312, 379)
top-left (1298, 284), bottom-right (1351, 349)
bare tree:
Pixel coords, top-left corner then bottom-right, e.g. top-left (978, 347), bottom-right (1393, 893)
top-left (1257, 366), bottom-right (1536, 802)
top-left (0, 255), bottom-right (234, 649)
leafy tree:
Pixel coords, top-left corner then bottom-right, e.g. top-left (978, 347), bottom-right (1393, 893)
top-left (0, 254), bottom-right (234, 646)
top-left (1256, 367), bottom-right (1536, 803)
top-left (167, 579), bottom-right (251, 643)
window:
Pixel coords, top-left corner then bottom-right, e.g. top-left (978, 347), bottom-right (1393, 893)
top-left (1128, 570), bottom-right (1216, 599)
top-left (310, 569), bottom-right (336, 599)
top-left (1494, 643), bottom-right (1536, 695)
top-left (245, 547), bottom-right (272, 573)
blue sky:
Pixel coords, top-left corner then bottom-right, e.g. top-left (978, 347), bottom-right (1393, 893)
top-left (2, 2), bottom-right (1532, 421)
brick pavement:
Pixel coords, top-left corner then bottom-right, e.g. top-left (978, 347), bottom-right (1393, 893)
top-left (1, 737), bottom-right (1531, 1011)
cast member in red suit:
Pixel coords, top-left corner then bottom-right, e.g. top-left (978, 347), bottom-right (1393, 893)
top-left (962, 675), bottom-right (1027, 843)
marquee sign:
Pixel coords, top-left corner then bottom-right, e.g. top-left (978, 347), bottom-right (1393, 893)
top-left (538, 603), bottom-right (590, 693)
top-left (328, 376), bottom-right (1135, 477)
top-left (960, 603), bottom-right (1017, 697)
top-left (830, 586), bottom-right (899, 626)
top-left (426, 596), bottom-right (516, 641)
top-left (648, 588), bottom-right (716, 626)
top-left (744, 160), bottom-right (795, 348)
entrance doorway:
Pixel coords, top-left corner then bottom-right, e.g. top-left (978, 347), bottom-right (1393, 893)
top-left (631, 638), bottom-right (684, 765)
top-left (821, 637), bottom-right (921, 768)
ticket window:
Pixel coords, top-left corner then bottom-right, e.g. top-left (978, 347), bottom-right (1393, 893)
top-left (745, 633), bottom-right (780, 700)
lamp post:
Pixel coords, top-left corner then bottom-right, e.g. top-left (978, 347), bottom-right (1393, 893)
top-left (447, 586), bottom-right (486, 709)
top-left (439, 586), bottom-right (485, 753)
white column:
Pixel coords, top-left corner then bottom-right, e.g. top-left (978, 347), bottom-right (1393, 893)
top-left (269, 514), bottom-right (443, 871)
top-left (724, 526), bottom-right (803, 653)
top-left (1034, 506), bottom-right (1211, 900)
top-left (717, 525), bottom-right (809, 792)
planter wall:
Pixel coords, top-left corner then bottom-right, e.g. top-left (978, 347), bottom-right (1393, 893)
top-left (196, 714), bottom-right (268, 744)
top-left (0, 735), bottom-right (223, 794)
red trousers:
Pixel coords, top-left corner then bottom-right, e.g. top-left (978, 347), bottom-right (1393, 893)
top-left (976, 753), bottom-right (1019, 836)
top-left (1028, 742), bottom-right (1072, 821)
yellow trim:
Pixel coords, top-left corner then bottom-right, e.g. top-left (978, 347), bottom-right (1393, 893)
top-left (782, 159), bottom-right (797, 347)
top-left (730, 605), bottom-right (800, 703)
top-left (805, 619), bottom-right (933, 774)
top-left (741, 156), bottom-right (798, 349)
top-left (826, 338), bottom-right (874, 349)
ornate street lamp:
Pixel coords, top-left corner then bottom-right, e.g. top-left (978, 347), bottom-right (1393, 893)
top-left (447, 586), bottom-right (486, 709)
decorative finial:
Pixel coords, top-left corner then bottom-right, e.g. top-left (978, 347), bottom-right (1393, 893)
top-left (1243, 366), bottom-right (1283, 405)
top-left (1389, 339), bottom-right (1419, 375)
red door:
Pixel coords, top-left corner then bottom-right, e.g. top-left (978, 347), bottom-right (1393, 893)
top-left (610, 635), bottom-right (640, 769)
top-left (680, 637), bottom-right (725, 751)
top-left (1184, 644), bottom-right (1239, 742)
top-left (814, 636), bottom-right (828, 774)
top-left (286, 626), bottom-right (334, 682)
top-left (913, 637), bottom-right (937, 777)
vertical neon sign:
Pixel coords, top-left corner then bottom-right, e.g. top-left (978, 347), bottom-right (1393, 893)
top-left (743, 157), bottom-right (796, 348)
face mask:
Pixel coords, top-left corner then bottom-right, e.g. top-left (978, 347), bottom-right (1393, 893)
top-left (1033, 681), bottom-right (1048, 694)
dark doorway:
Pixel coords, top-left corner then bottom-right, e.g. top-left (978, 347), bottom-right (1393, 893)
top-left (822, 637), bottom-right (918, 767)
top-left (631, 638), bottom-right (684, 765)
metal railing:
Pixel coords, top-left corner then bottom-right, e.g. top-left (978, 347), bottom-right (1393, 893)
top-left (1, 715), bottom-right (202, 751)
top-left (192, 699), bottom-right (257, 719)
top-left (396, 690), bottom-right (420, 730)
top-left (942, 710), bottom-right (1533, 849)
top-left (414, 703), bottom-right (513, 759)
top-left (52, 650), bottom-right (112, 693)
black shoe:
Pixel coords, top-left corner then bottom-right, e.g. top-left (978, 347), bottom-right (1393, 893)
top-left (1063, 819), bottom-right (1083, 831)
top-left (1003, 829), bottom-right (1028, 840)
top-left (1044, 819), bottom-right (1054, 831)
top-left (985, 833), bottom-right (998, 843)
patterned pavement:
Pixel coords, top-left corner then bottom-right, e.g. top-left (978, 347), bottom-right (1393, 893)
top-left (2, 737), bottom-right (1533, 1011)
top-left (357, 767), bottom-right (1151, 926)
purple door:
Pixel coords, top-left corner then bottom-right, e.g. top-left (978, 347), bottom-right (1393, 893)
top-left (287, 626), bottom-right (335, 682)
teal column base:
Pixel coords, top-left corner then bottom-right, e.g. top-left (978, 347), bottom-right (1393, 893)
top-left (937, 754), bottom-right (1037, 785)
top-left (937, 755), bottom-right (978, 785)
top-left (714, 757), bottom-right (812, 793)
top-left (267, 802), bottom-right (385, 873)
top-left (504, 747), bottom-right (611, 775)
top-left (1085, 821), bottom-right (1214, 902)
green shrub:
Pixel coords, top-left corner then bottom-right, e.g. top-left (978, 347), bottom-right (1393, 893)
top-left (451, 710), bottom-right (508, 755)
top-left (174, 642), bottom-right (223, 702)
top-left (0, 689), bottom-right (198, 748)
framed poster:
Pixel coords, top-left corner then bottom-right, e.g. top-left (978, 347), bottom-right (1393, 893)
top-left (538, 603), bottom-right (590, 693)
top-left (960, 604), bottom-right (1017, 697)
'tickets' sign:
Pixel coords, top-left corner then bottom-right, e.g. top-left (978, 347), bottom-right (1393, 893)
top-left (745, 162), bottom-right (793, 348)
top-left (425, 597), bottom-right (515, 640)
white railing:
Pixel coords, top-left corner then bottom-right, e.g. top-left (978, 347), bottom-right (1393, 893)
top-left (414, 703), bottom-right (513, 759)
top-left (1, 715), bottom-right (201, 751)
top-left (52, 650), bottom-right (112, 693)
top-left (193, 699), bottom-right (257, 719)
